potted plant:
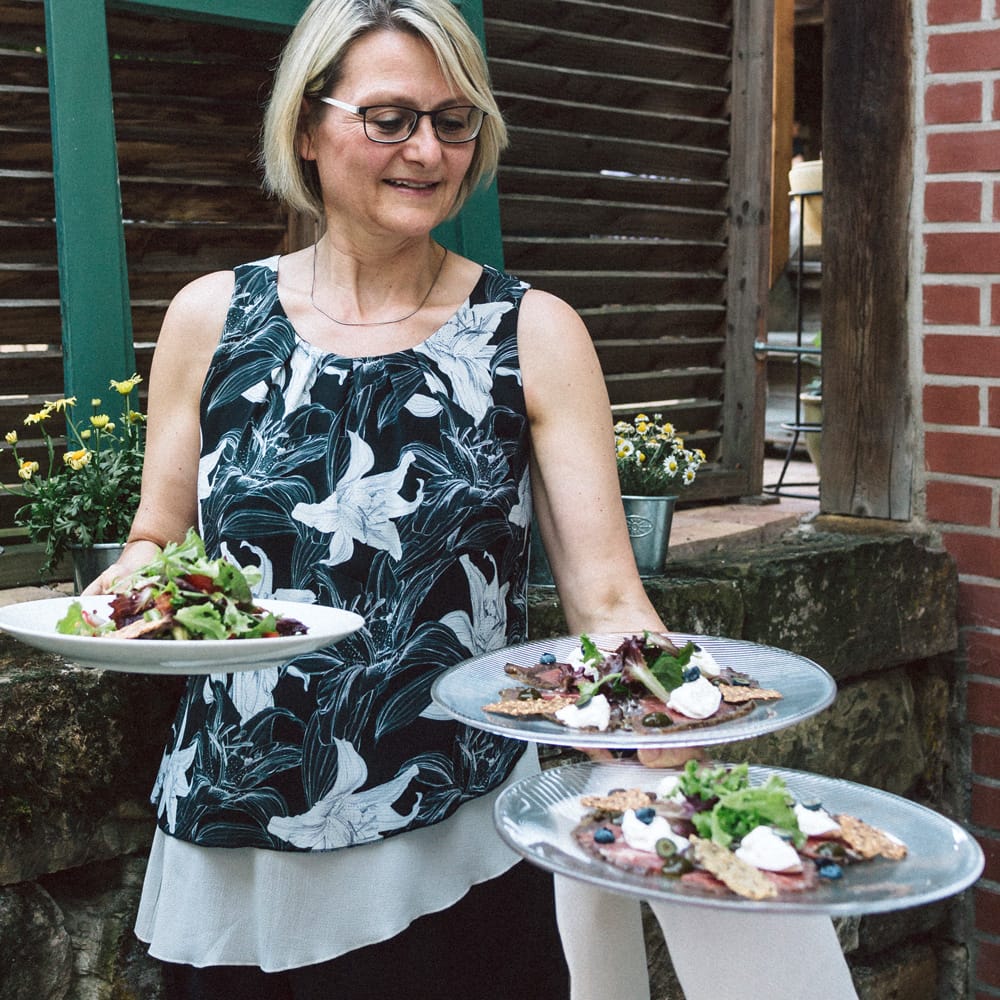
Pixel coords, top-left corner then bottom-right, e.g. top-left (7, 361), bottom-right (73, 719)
top-left (614, 413), bottom-right (706, 575)
top-left (799, 373), bottom-right (822, 470)
top-left (2, 374), bottom-right (146, 589)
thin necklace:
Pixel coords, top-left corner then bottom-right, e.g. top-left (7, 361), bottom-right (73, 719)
top-left (310, 242), bottom-right (448, 327)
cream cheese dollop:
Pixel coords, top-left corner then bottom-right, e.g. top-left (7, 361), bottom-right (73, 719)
top-left (621, 809), bottom-right (690, 854)
top-left (655, 773), bottom-right (687, 803)
top-left (555, 693), bottom-right (611, 730)
top-left (688, 645), bottom-right (723, 678)
top-left (666, 675), bottom-right (722, 719)
top-left (734, 826), bottom-right (803, 873)
top-left (793, 803), bottom-right (841, 837)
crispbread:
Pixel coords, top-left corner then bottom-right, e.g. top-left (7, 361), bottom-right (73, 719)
top-left (580, 788), bottom-right (654, 813)
top-left (835, 813), bottom-right (908, 860)
top-left (482, 695), bottom-right (578, 717)
top-left (718, 684), bottom-right (783, 704)
top-left (689, 836), bottom-right (779, 900)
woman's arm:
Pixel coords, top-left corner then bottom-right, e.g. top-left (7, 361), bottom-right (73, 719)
top-left (83, 270), bottom-right (234, 592)
top-left (519, 288), bottom-right (664, 636)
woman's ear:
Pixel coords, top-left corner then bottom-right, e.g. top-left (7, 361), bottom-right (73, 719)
top-left (297, 99), bottom-right (316, 161)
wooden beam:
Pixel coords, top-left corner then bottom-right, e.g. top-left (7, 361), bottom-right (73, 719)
top-left (108, 0), bottom-right (307, 29)
top-left (821, 0), bottom-right (913, 518)
top-left (45, 0), bottom-right (135, 402)
top-left (720, 0), bottom-right (774, 497)
top-left (770, 0), bottom-right (795, 285)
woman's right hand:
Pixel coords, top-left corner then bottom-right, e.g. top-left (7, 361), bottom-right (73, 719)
top-left (80, 538), bottom-right (162, 595)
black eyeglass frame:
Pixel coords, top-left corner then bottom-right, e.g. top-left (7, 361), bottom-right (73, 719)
top-left (316, 96), bottom-right (485, 144)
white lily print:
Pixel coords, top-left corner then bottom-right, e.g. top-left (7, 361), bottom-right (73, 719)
top-left (292, 431), bottom-right (423, 566)
top-left (415, 302), bottom-right (512, 422)
top-left (267, 738), bottom-right (420, 849)
top-left (151, 739), bottom-right (198, 834)
top-left (440, 553), bottom-right (509, 656)
top-left (203, 667), bottom-right (280, 723)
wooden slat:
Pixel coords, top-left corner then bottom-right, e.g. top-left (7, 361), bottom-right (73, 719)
top-left (501, 194), bottom-right (725, 241)
top-left (498, 165), bottom-right (728, 211)
top-left (491, 0), bottom-right (731, 54)
top-left (605, 366), bottom-right (723, 405)
top-left (491, 59), bottom-right (729, 120)
top-left (580, 304), bottom-right (726, 339)
top-left (0, 47), bottom-right (48, 88)
top-left (485, 20), bottom-right (729, 88)
top-left (502, 127), bottom-right (727, 182)
top-left (516, 270), bottom-right (724, 309)
top-left (595, 336), bottom-right (724, 374)
top-left (0, 305), bottom-right (61, 346)
top-left (503, 236), bottom-right (725, 273)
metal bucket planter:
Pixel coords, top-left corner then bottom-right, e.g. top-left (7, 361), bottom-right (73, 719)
top-left (622, 495), bottom-right (677, 577)
top-left (70, 542), bottom-right (124, 595)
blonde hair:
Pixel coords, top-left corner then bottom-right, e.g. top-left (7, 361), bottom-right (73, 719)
top-left (261, 0), bottom-right (507, 221)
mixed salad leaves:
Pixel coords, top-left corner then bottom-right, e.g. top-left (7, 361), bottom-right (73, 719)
top-left (486, 632), bottom-right (778, 732)
top-left (56, 529), bottom-right (307, 641)
top-left (575, 760), bottom-right (907, 900)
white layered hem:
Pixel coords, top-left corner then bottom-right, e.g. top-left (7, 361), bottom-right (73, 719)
top-left (136, 746), bottom-right (539, 972)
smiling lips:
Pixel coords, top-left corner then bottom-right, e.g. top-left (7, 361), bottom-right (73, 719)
top-left (386, 178), bottom-right (438, 190)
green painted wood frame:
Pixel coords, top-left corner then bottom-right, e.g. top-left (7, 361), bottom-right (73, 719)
top-left (43, 0), bottom-right (503, 406)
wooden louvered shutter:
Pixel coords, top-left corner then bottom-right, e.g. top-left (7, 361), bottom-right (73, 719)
top-left (484, 0), bottom-right (772, 501)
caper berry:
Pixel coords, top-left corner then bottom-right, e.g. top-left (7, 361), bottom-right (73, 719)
top-left (655, 838), bottom-right (677, 859)
top-left (661, 856), bottom-right (694, 877)
top-left (517, 687), bottom-right (542, 700)
top-left (641, 712), bottom-right (674, 727)
top-left (815, 841), bottom-right (847, 860)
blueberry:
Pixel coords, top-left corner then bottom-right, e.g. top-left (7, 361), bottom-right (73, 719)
top-left (593, 827), bottom-right (616, 844)
top-left (800, 799), bottom-right (823, 811)
top-left (682, 665), bottom-right (701, 683)
top-left (818, 862), bottom-right (843, 880)
top-left (538, 652), bottom-right (557, 665)
top-left (634, 806), bottom-right (656, 824)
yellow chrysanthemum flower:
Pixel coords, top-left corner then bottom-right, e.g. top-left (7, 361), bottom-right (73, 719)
top-left (80, 429), bottom-right (92, 440)
top-left (4, 430), bottom-right (17, 445)
top-left (91, 398), bottom-right (102, 407)
top-left (63, 448), bottom-right (92, 471)
top-left (110, 373), bottom-right (142, 395)
top-left (23, 409), bottom-right (51, 425)
top-left (44, 396), bottom-right (77, 412)
top-left (18, 460), bottom-right (39, 481)
top-left (90, 414), bottom-right (110, 429)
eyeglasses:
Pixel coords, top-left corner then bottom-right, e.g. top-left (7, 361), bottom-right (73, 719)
top-left (317, 96), bottom-right (485, 144)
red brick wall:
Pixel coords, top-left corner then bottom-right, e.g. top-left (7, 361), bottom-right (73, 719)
top-left (920, 2), bottom-right (1000, 994)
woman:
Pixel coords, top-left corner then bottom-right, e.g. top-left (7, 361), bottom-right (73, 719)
top-left (89, 1), bottom-right (858, 997)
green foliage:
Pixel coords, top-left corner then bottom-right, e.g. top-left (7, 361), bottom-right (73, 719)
top-left (614, 413), bottom-right (706, 497)
top-left (2, 375), bottom-right (145, 572)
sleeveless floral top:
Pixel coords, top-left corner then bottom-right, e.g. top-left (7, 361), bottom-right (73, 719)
top-left (150, 257), bottom-right (532, 851)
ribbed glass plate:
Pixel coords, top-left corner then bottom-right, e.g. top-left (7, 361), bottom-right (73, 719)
top-left (432, 633), bottom-right (836, 748)
top-left (494, 761), bottom-right (984, 914)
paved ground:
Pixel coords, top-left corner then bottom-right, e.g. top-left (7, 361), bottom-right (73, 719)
top-left (669, 456), bottom-right (819, 560)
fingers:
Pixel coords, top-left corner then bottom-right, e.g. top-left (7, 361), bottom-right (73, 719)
top-left (81, 563), bottom-right (123, 595)
top-left (637, 746), bottom-right (708, 769)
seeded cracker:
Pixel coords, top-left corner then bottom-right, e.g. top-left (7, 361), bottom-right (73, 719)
top-left (835, 814), bottom-right (908, 860)
top-left (482, 695), bottom-right (578, 717)
top-left (580, 788), bottom-right (655, 813)
top-left (689, 837), bottom-right (778, 900)
top-left (718, 684), bottom-right (783, 704)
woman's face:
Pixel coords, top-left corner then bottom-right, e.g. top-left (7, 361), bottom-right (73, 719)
top-left (302, 29), bottom-right (476, 244)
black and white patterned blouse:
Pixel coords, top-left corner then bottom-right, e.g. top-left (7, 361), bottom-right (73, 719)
top-left (150, 257), bottom-right (532, 851)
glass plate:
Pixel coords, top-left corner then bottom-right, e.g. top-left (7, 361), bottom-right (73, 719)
top-left (0, 596), bottom-right (364, 674)
top-left (494, 761), bottom-right (984, 914)
top-left (431, 633), bottom-right (836, 748)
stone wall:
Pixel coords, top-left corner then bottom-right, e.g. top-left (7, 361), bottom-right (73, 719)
top-left (0, 524), bottom-right (972, 999)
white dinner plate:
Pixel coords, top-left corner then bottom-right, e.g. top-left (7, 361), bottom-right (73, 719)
top-left (0, 596), bottom-right (364, 674)
top-left (431, 632), bottom-right (837, 748)
top-left (494, 761), bottom-right (985, 914)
